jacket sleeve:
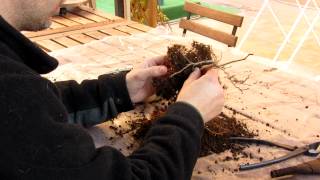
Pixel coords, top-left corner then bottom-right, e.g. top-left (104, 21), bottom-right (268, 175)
top-left (0, 73), bottom-right (204, 180)
top-left (54, 71), bottom-right (134, 127)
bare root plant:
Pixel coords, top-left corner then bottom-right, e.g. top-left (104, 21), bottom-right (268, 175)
top-left (153, 41), bottom-right (253, 98)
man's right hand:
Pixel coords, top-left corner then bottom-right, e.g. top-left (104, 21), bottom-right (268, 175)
top-left (176, 68), bottom-right (224, 123)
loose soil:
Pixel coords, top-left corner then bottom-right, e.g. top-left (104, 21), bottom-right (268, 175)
top-left (201, 112), bottom-right (255, 157)
top-left (127, 109), bottom-right (255, 158)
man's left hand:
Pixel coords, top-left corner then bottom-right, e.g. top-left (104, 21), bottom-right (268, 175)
top-left (126, 56), bottom-right (167, 104)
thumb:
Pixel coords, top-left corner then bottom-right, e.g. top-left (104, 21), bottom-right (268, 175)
top-left (184, 68), bottom-right (201, 85)
top-left (143, 65), bottom-right (167, 78)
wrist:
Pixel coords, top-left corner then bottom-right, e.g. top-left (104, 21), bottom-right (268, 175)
top-left (99, 71), bottom-right (134, 113)
top-left (125, 73), bottom-right (142, 104)
top-left (125, 74), bottom-right (135, 103)
top-left (175, 100), bottom-right (204, 123)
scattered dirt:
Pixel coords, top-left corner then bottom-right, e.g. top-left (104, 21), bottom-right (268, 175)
top-left (200, 112), bottom-right (255, 157)
top-left (263, 68), bottom-right (277, 72)
top-left (126, 109), bottom-right (256, 158)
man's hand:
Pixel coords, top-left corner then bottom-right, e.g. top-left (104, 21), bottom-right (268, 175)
top-left (177, 68), bottom-right (224, 123)
top-left (126, 56), bottom-right (167, 103)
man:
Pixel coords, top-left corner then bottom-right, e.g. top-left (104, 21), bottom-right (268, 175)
top-left (0, 0), bottom-right (224, 179)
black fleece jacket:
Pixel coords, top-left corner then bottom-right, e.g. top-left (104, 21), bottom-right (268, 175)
top-left (0, 17), bottom-right (204, 180)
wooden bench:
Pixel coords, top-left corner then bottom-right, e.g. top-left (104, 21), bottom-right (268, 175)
top-left (179, 1), bottom-right (244, 47)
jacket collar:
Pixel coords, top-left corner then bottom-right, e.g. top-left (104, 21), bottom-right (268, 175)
top-left (0, 16), bottom-right (58, 74)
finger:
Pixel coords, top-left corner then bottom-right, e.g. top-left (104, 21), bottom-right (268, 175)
top-left (145, 55), bottom-right (166, 67)
top-left (200, 65), bottom-right (213, 74)
top-left (184, 68), bottom-right (201, 85)
top-left (203, 68), bottom-right (219, 82)
top-left (206, 68), bottom-right (218, 76)
top-left (143, 65), bottom-right (168, 78)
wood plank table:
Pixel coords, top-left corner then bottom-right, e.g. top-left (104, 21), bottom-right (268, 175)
top-left (24, 6), bottom-right (152, 52)
top-left (45, 32), bottom-right (320, 179)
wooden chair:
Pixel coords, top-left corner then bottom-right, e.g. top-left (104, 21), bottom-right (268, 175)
top-left (87, 0), bottom-right (96, 9)
top-left (179, 1), bottom-right (244, 47)
top-left (60, 0), bottom-right (96, 16)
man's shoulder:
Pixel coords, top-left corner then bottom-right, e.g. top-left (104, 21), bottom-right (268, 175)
top-left (0, 53), bottom-right (37, 76)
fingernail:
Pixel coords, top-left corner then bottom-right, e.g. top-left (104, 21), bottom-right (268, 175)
top-left (194, 67), bottom-right (200, 74)
top-left (160, 66), bottom-right (167, 73)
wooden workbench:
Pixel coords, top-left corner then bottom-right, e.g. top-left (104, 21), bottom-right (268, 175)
top-left (24, 6), bottom-right (152, 52)
top-left (45, 32), bottom-right (320, 179)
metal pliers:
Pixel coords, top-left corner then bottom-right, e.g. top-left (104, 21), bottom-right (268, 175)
top-left (229, 137), bottom-right (320, 171)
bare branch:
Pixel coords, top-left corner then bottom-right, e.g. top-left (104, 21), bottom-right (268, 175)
top-left (219, 53), bottom-right (254, 68)
top-left (169, 53), bottom-right (253, 79)
top-left (220, 68), bottom-right (244, 93)
top-left (169, 60), bottom-right (214, 78)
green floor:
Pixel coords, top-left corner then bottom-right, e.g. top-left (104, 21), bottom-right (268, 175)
top-left (96, 0), bottom-right (240, 20)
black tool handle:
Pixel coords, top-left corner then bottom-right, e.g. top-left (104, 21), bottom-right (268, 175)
top-left (240, 147), bottom-right (308, 171)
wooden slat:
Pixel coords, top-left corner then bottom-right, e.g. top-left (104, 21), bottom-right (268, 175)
top-left (50, 21), bottom-right (67, 29)
top-left (35, 39), bottom-right (65, 51)
top-left (29, 21), bottom-right (135, 41)
top-left (52, 37), bottom-right (81, 47)
top-left (184, 1), bottom-right (243, 27)
top-left (72, 9), bottom-right (108, 22)
top-left (179, 19), bottom-right (237, 47)
top-left (84, 31), bottom-right (109, 39)
top-left (52, 16), bottom-right (82, 26)
top-left (127, 23), bottom-right (153, 32)
top-left (68, 33), bottom-right (96, 44)
top-left (63, 13), bottom-right (96, 24)
top-left (114, 26), bottom-right (144, 34)
top-left (99, 28), bottom-right (129, 36)
top-left (26, 20), bottom-right (120, 38)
